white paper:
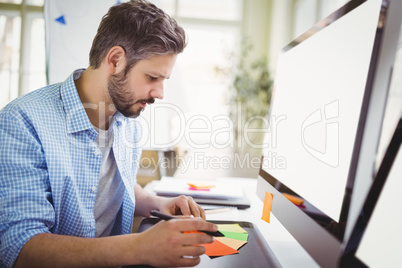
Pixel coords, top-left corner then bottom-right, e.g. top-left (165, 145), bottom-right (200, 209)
top-left (154, 176), bottom-right (244, 199)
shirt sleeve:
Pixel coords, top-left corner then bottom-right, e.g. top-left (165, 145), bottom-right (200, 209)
top-left (0, 108), bottom-right (55, 268)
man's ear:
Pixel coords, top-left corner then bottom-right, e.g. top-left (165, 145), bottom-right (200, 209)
top-left (106, 46), bottom-right (126, 74)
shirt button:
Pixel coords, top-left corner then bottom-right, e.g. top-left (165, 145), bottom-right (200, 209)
top-left (91, 186), bottom-right (96, 193)
top-left (94, 149), bottom-right (100, 156)
top-left (90, 222), bottom-right (95, 228)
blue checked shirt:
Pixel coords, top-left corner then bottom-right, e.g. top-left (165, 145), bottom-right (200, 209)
top-left (0, 69), bottom-right (142, 268)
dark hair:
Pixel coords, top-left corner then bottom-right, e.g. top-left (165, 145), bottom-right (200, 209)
top-left (89, 0), bottom-right (186, 76)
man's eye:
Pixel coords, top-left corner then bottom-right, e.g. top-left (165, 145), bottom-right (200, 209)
top-left (149, 76), bottom-right (158, 81)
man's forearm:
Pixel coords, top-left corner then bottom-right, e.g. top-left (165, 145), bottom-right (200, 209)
top-left (14, 232), bottom-right (144, 268)
top-left (133, 184), bottom-right (164, 217)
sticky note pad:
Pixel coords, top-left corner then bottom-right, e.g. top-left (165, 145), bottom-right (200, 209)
top-left (217, 224), bottom-right (247, 234)
top-left (261, 192), bottom-right (273, 223)
top-left (220, 231), bottom-right (249, 241)
top-left (216, 237), bottom-right (247, 250)
top-left (203, 239), bottom-right (239, 257)
top-left (187, 182), bottom-right (215, 190)
top-left (185, 231), bottom-right (241, 257)
top-left (188, 187), bottom-right (210, 191)
top-left (282, 193), bottom-right (304, 206)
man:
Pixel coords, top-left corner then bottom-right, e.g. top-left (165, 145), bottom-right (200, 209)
top-left (0, 1), bottom-right (217, 267)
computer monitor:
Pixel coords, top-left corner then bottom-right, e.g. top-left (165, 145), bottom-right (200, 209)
top-left (256, 0), bottom-right (402, 267)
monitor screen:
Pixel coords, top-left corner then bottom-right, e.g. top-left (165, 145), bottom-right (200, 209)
top-left (262, 0), bottom-right (380, 222)
top-left (257, 0), bottom-right (402, 267)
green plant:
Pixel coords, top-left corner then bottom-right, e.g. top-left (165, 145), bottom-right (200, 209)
top-left (216, 40), bottom-right (273, 151)
top-left (232, 42), bottom-right (272, 118)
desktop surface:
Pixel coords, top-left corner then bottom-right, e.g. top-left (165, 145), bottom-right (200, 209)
top-left (132, 218), bottom-right (281, 268)
top-left (144, 177), bottom-right (319, 268)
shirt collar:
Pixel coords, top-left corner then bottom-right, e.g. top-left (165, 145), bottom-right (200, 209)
top-left (61, 69), bottom-right (95, 134)
top-left (114, 111), bottom-right (128, 126)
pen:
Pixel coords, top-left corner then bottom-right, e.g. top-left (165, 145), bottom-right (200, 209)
top-left (150, 210), bottom-right (224, 237)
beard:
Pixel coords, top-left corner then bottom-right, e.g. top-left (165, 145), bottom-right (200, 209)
top-left (108, 72), bottom-right (154, 118)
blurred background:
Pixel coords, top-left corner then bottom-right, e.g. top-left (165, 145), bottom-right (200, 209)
top-left (0, 0), bottom-right (350, 108)
top-left (1, 0), bottom-right (384, 183)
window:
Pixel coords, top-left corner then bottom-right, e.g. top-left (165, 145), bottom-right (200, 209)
top-left (1, 0), bottom-right (246, 157)
top-left (143, 0), bottom-right (243, 148)
top-left (293, 0), bottom-right (350, 39)
top-left (0, 0), bottom-right (45, 109)
top-left (0, 12), bottom-right (20, 108)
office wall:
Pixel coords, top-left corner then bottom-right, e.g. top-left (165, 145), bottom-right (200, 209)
top-left (45, 0), bottom-right (117, 84)
top-left (241, 0), bottom-right (272, 64)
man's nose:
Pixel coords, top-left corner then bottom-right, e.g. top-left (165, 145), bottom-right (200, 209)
top-left (150, 82), bottom-right (164, 100)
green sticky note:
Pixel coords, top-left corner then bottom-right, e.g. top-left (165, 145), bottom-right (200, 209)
top-left (217, 224), bottom-right (247, 233)
top-left (221, 231), bottom-right (249, 241)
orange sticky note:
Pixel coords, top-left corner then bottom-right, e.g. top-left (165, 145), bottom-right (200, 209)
top-left (187, 182), bottom-right (215, 190)
top-left (216, 237), bottom-right (247, 250)
top-left (261, 192), bottom-right (273, 223)
top-left (203, 239), bottom-right (239, 257)
top-left (282, 193), bottom-right (304, 206)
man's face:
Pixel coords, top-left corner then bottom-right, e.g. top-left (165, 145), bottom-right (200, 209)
top-left (108, 53), bottom-right (177, 118)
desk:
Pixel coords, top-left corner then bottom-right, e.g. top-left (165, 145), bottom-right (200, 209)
top-left (144, 177), bottom-right (319, 268)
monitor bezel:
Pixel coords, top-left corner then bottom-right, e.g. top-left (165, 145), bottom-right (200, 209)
top-left (340, 115), bottom-right (401, 267)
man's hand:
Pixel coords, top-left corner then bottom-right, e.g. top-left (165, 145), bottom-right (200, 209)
top-left (134, 184), bottom-right (206, 219)
top-left (135, 218), bottom-right (217, 267)
top-left (159, 195), bottom-right (206, 220)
